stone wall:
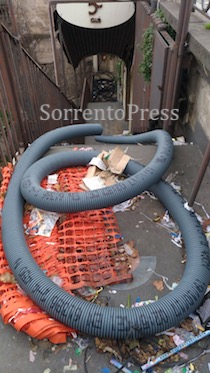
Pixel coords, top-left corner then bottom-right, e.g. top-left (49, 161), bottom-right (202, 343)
top-left (12, 0), bottom-right (82, 101)
top-left (160, 0), bottom-right (210, 152)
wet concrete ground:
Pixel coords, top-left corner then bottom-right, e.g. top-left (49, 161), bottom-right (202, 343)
top-left (0, 136), bottom-right (210, 373)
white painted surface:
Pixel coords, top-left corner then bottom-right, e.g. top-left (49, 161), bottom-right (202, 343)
top-left (56, 2), bottom-right (135, 29)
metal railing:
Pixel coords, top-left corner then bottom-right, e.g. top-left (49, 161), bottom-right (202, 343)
top-left (80, 77), bottom-right (92, 112)
top-left (0, 23), bottom-right (84, 165)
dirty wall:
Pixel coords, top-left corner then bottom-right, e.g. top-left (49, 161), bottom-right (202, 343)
top-left (160, 1), bottom-right (210, 154)
top-left (186, 60), bottom-right (210, 153)
top-left (12, 0), bottom-right (83, 102)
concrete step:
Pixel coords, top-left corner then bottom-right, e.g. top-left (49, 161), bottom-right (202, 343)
top-left (85, 101), bottom-right (129, 144)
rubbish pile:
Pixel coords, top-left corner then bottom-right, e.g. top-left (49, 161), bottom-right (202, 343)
top-left (0, 148), bottom-right (140, 343)
top-left (0, 143), bottom-right (210, 373)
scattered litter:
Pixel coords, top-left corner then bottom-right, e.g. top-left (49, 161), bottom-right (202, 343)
top-left (148, 268), bottom-right (177, 291)
top-left (85, 152), bottom-right (107, 180)
top-left (206, 233), bottom-right (210, 249)
top-left (195, 212), bottom-right (203, 223)
top-left (109, 290), bottom-right (117, 294)
top-left (25, 208), bottom-right (60, 237)
top-left (73, 336), bottom-right (89, 351)
top-left (123, 241), bottom-right (139, 258)
top-left (203, 219), bottom-right (210, 232)
top-left (132, 299), bottom-right (156, 307)
top-left (143, 191), bottom-right (158, 200)
top-left (194, 290), bottom-right (210, 328)
top-left (82, 176), bottom-right (105, 190)
top-left (189, 363), bottom-right (195, 371)
top-left (47, 174), bottom-right (58, 185)
top-left (141, 329), bottom-right (210, 371)
top-left (170, 181), bottom-right (181, 193)
top-left (165, 171), bottom-right (179, 184)
top-left (0, 272), bottom-right (16, 284)
top-left (122, 130), bottom-right (130, 136)
top-left (178, 352), bottom-right (188, 360)
top-left (153, 279), bottom-right (164, 291)
top-left (194, 201), bottom-right (210, 219)
top-left (29, 349), bottom-right (36, 362)
top-left (170, 231), bottom-right (183, 248)
top-left (142, 211), bottom-right (177, 234)
top-left (171, 282), bottom-right (180, 292)
top-left (126, 294), bottom-right (131, 308)
top-left (107, 146), bottom-right (130, 174)
top-left (153, 210), bottom-right (182, 247)
top-left (85, 354), bottom-right (91, 364)
top-left (81, 148), bottom-right (131, 192)
top-left (88, 156), bottom-right (107, 171)
top-left (101, 368), bottom-right (110, 373)
top-left (63, 359), bottom-right (78, 372)
top-left (78, 146), bottom-right (93, 151)
top-left (189, 314), bottom-right (205, 333)
top-left (113, 199), bottom-right (133, 212)
top-left (95, 338), bottom-right (122, 361)
top-left (172, 136), bottom-right (187, 146)
top-left (73, 286), bottom-right (103, 302)
top-left (164, 367), bottom-right (188, 372)
top-left (110, 358), bottom-right (133, 373)
top-left (95, 317), bottom-right (205, 372)
top-left (75, 347), bottom-right (82, 356)
top-left (43, 369), bottom-right (51, 373)
top-left (173, 334), bottom-right (184, 346)
top-left (50, 275), bottom-right (63, 287)
top-left (161, 210), bottom-right (177, 230)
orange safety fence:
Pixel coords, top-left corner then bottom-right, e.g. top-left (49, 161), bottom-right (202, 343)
top-left (0, 162), bottom-right (132, 343)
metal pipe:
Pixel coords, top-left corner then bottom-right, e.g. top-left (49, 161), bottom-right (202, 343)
top-left (171, 0), bottom-right (193, 110)
top-left (188, 142), bottom-right (210, 207)
top-left (49, 3), bottom-right (60, 86)
top-left (6, 0), bottom-right (19, 36)
top-left (163, 0), bottom-right (193, 134)
top-left (48, 3), bottom-right (78, 111)
top-left (58, 20), bottom-right (67, 96)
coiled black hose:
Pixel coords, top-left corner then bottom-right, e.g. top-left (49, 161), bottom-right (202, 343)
top-left (20, 127), bottom-right (173, 212)
top-left (2, 124), bottom-right (210, 339)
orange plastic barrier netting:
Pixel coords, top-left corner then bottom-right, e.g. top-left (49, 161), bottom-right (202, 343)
top-left (0, 163), bottom-right (132, 343)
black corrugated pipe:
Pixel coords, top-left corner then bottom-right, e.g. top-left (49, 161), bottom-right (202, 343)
top-left (20, 128), bottom-right (173, 212)
top-left (2, 124), bottom-right (210, 339)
